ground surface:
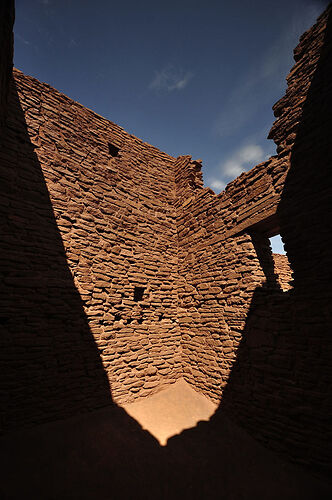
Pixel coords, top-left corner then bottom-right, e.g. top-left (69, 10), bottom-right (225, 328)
top-left (0, 379), bottom-right (330, 500)
top-left (122, 378), bottom-right (217, 445)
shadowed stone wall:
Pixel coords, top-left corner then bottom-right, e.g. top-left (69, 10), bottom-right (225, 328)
top-left (1, 64), bottom-right (183, 431)
top-left (175, 5), bottom-right (331, 475)
top-left (273, 253), bottom-right (292, 290)
top-left (12, 69), bottom-right (183, 405)
top-left (0, 0), bottom-right (14, 127)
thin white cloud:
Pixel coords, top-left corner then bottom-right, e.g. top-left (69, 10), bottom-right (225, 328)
top-left (208, 178), bottom-right (226, 192)
top-left (206, 142), bottom-right (268, 192)
top-left (16, 33), bottom-right (30, 45)
top-left (223, 144), bottom-right (264, 178)
top-left (15, 33), bottom-right (40, 52)
top-left (149, 65), bottom-right (193, 92)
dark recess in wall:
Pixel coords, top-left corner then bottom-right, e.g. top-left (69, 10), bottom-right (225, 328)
top-left (134, 286), bottom-right (145, 302)
top-left (108, 142), bottom-right (120, 157)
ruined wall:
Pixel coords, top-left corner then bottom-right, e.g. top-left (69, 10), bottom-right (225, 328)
top-left (0, 68), bottom-right (182, 432)
top-left (272, 253), bottom-right (292, 291)
top-left (175, 156), bottom-right (282, 402)
top-left (0, 0), bottom-right (330, 476)
top-left (174, 135), bottom-right (291, 401)
top-left (222, 7), bottom-right (332, 475)
top-left (175, 6), bottom-right (331, 475)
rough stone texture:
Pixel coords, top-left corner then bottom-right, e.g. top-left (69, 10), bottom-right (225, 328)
top-left (273, 253), bottom-right (293, 291)
top-left (0, 0), bottom-right (331, 480)
top-left (1, 66), bottom-right (184, 430)
top-left (175, 6), bottom-right (331, 476)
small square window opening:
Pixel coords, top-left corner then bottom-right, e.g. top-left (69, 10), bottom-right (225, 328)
top-left (134, 286), bottom-right (145, 302)
top-left (108, 143), bottom-right (120, 157)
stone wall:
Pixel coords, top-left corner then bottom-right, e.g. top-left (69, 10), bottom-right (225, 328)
top-left (175, 5), bottom-right (331, 475)
top-left (175, 157), bottom-right (264, 401)
top-left (0, 0), bottom-right (330, 477)
top-left (273, 253), bottom-right (292, 291)
top-left (0, 67), bottom-right (183, 432)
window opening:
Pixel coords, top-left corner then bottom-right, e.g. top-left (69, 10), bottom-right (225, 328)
top-left (134, 286), bottom-right (145, 302)
top-left (108, 143), bottom-right (120, 157)
top-left (269, 234), bottom-right (293, 291)
top-left (248, 216), bottom-right (293, 292)
top-left (269, 234), bottom-right (286, 255)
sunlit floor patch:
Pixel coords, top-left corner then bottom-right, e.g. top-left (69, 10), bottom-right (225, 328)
top-left (121, 378), bottom-right (217, 445)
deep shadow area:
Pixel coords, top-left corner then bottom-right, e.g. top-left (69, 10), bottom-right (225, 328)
top-left (0, 79), bottom-right (113, 432)
top-left (0, 400), bottom-right (330, 500)
top-left (218, 7), bottom-right (332, 478)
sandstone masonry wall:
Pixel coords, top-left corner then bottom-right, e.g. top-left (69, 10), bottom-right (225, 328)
top-left (1, 67), bottom-right (183, 431)
top-left (0, 0), bottom-right (330, 477)
top-left (174, 6), bottom-right (331, 475)
top-left (175, 157), bottom-right (279, 402)
top-left (272, 253), bottom-right (292, 291)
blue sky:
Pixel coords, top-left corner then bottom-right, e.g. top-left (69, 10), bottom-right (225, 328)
top-left (14, 0), bottom-right (328, 253)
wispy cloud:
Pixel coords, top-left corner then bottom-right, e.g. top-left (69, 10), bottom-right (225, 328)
top-left (207, 142), bottom-right (268, 193)
top-left (208, 178), bottom-right (226, 193)
top-left (214, 2), bottom-right (324, 138)
top-left (149, 65), bottom-right (193, 92)
top-left (215, 45), bottom-right (287, 138)
top-left (15, 33), bottom-right (40, 52)
top-left (16, 33), bottom-right (30, 45)
top-left (222, 144), bottom-right (264, 178)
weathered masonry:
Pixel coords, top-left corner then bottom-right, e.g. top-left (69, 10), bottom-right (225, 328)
top-left (0, 0), bottom-right (331, 479)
